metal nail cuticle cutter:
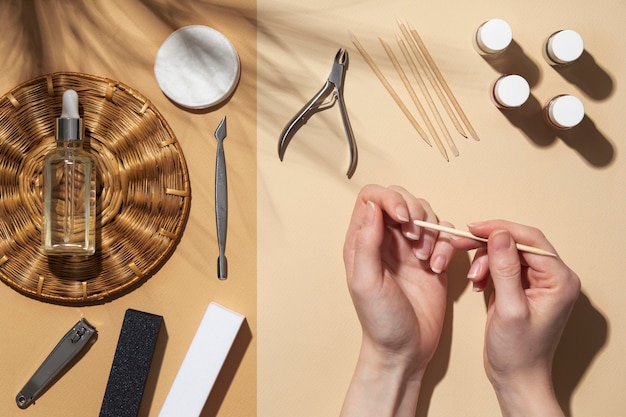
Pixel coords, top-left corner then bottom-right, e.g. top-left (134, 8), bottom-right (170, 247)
top-left (278, 48), bottom-right (358, 178)
top-left (16, 318), bottom-right (97, 409)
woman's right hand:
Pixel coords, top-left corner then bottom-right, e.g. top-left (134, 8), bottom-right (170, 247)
top-left (451, 220), bottom-right (580, 416)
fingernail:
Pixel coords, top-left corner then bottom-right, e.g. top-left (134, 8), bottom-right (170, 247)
top-left (396, 206), bottom-right (410, 223)
top-left (431, 255), bottom-right (445, 274)
top-left (492, 230), bottom-right (512, 252)
top-left (366, 201), bottom-right (376, 224)
top-left (473, 281), bottom-right (483, 292)
top-left (415, 251), bottom-right (429, 261)
top-left (405, 231), bottom-right (420, 241)
top-left (415, 241), bottom-right (432, 261)
top-left (467, 261), bottom-right (481, 279)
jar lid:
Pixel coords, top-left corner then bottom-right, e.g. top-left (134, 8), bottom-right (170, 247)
top-left (547, 30), bottom-right (584, 64)
top-left (477, 19), bottom-right (512, 53)
top-left (548, 95), bottom-right (585, 128)
top-left (494, 75), bottom-right (530, 108)
top-left (154, 25), bottom-right (241, 109)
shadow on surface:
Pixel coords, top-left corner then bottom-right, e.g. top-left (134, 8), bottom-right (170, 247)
top-left (501, 100), bottom-right (615, 168)
top-left (415, 250), bottom-right (471, 417)
top-left (556, 116), bottom-right (616, 168)
top-left (551, 51), bottom-right (614, 101)
top-left (500, 94), bottom-right (557, 148)
top-left (480, 40), bottom-right (542, 88)
top-left (553, 291), bottom-right (608, 417)
top-left (200, 319), bottom-right (253, 417)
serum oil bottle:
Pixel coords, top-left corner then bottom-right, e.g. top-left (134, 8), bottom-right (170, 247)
top-left (42, 89), bottom-right (96, 256)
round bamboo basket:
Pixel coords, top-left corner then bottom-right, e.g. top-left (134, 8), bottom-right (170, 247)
top-left (0, 72), bottom-right (191, 304)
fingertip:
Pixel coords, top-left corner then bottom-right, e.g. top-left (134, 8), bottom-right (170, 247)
top-left (352, 201), bottom-right (383, 254)
top-left (472, 278), bottom-right (488, 292)
top-left (395, 204), bottom-right (410, 223)
top-left (430, 255), bottom-right (446, 274)
top-left (429, 223), bottom-right (456, 273)
top-left (490, 229), bottom-right (513, 253)
top-left (366, 200), bottom-right (377, 225)
top-left (467, 262), bottom-right (482, 280)
top-left (415, 238), bottom-right (434, 261)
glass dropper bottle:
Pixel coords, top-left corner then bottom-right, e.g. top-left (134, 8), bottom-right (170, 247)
top-left (42, 89), bottom-right (96, 256)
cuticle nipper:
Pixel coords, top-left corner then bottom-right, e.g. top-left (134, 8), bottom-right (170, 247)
top-left (278, 48), bottom-right (358, 178)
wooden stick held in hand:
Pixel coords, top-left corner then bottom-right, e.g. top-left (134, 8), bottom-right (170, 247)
top-left (412, 219), bottom-right (558, 257)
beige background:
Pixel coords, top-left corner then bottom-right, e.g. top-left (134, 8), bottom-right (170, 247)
top-left (257, 0), bottom-right (625, 416)
top-left (0, 0), bottom-right (625, 416)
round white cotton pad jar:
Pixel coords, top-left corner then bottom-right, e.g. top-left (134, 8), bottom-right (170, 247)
top-left (154, 25), bottom-right (240, 109)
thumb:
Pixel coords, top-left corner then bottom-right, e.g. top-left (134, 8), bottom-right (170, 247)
top-left (350, 201), bottom-right (384, 295)
top-left (488, 230), bottom-right (526, 312)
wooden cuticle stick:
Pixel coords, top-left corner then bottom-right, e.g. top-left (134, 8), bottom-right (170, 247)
top-left (350, 32), bottom-right (431, 147)
top-left (407, 22), bottom-right (481, 141)
top-left (413, 219), bottom-right (557, 257)
top-left (397, 22), bottom-right (460, 156)
top-left (395, 34), bottom-right (458, 159)
top-left (379, 37), bottom-right (448, 161)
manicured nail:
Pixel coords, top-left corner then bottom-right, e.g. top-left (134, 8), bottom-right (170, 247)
top-left (396, 206), bottom-right (410, 223)
top-left (491, 230), bottom-right (512, 252)
top-left (415, 251), bottom-right (429, 261)
top-left (405, 231), bottom-right (420, 241)
top-left (415, 241), bottom-right (432, 261)
top-left (467, 261), bottom-right (481, 280)
top-left (366, 201), bottom-right (376, 224)
top-left (473, 281), bottom-right (483, 292)
top-left (431, 255), bottom-right (445, 274)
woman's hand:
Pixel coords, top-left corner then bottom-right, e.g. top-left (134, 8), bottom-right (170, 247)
top-left (341, 185), bottom-right (455, 417)
top-left (452, 221), bottom-right (581, 416)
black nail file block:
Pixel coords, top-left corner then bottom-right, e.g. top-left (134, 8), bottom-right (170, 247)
top-left (99, 309), bottom-right (163, 417)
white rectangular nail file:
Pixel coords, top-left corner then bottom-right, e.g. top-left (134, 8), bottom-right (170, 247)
top-left (158, 302), bottom-right (245, 417)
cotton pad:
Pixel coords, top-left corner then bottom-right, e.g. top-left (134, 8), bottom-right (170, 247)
top-left (154, 25), bottom-right (240, 109)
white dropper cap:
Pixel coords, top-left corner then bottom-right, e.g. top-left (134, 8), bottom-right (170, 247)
top-left (57, 89), bottom-right (83, 140)
top-left (547, 30), bottom-right (584, 64)
top-left (61, 89), bottom-right (80, 118)
top-left (493, 75), bottom-right (530, 108)
top-left (476, 19), bottom-right (512, 54)
top-left (547, 95), bottom-right (585, 129)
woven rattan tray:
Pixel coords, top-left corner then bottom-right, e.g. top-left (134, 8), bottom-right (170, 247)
top-left (0, 72), bottom-right (190, 304)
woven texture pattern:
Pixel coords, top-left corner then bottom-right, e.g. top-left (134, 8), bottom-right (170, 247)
top-left (0, 72), bottom-right (190, 304)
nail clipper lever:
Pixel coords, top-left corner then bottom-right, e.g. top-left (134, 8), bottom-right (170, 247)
top-left (16, 318), bottom-right (97, 409)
